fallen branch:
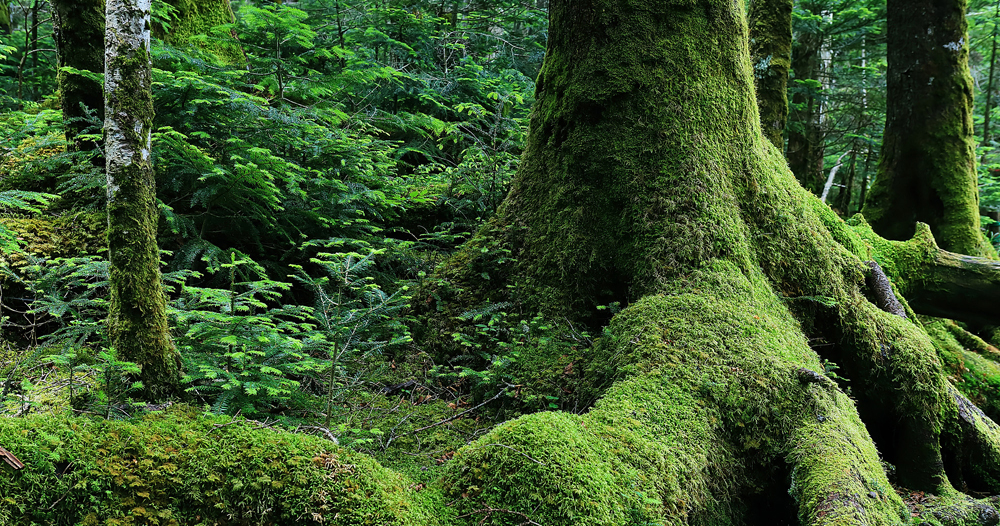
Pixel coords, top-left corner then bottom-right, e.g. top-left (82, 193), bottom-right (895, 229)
top-left (457, 504), bottom-right (542, 526)
top-left (411, 389), bottom-right (505, 434)
top-left (0, 445), bottom-right (24, 470)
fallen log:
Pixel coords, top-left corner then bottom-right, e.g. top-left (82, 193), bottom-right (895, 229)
top-left (907, 249), bottom-right (1000, 327)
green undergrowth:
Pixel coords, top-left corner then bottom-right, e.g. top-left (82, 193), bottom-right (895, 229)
top-left (325, 389), bottom-right (488, 484)
top-left (0, 405), bottom-right (445, 526)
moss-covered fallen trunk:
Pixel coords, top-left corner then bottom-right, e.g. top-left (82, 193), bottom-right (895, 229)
top-left (0, 406), bottom-right (443, 525)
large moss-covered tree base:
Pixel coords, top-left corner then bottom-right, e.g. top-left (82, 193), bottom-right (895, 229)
top-left (419, 0), bottom-right (1000, 523)
top-left (862, 0), bottom-right (992, 258)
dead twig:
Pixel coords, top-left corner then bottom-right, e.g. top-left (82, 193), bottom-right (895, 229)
top-left (457, 505), bottom-right (541, 526)
top-left (411, 389), bottom-right (505, 435)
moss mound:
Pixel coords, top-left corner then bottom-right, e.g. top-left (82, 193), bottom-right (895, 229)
top-left (0, 406), bottom-right (444, 526)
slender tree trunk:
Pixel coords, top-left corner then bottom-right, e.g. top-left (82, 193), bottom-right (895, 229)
top-left (862, 0), bottom-right (991, 257)
top-left (52, 0), bottom-right (105, 156)
top-left (28, 0), bottom-right (37, 99)
top-left (749, 0), bottom-right (793, 149)
top-left (984, 0), bottom-right (1000, 150)
top-left (105, 0), bottom-right (180, 400)
top-left (859, 143), bottom-right (873, 209)
top-left (786, 25), bottom-right (825, 194)
top-left (838, 147), bottom-right (859, 214)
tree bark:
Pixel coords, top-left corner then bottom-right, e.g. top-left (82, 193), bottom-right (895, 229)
top-left (105, 0), bottom-right (180, 400)
top-left (52, 0), bottom-right (106, 156)
top-left (862, 0), bottom-right (992, 257)
top-left (911, 250), bottom-right (1000, 326)
top-left (749, 0), bottom-right (793, 149)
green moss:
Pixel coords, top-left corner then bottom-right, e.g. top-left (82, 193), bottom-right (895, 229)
top-left (924, 317), bottom-right (1000, 423)
top-left (901, 491), bottom-right (1000, 526)
top-left (788, 387), bottom-right (908, 525)
top-left (847, 216), bottom-right (939, 295)
top-left (0, 406), bottom-right (444, 525)
top-left (442, 264), bottom-right (909, 524)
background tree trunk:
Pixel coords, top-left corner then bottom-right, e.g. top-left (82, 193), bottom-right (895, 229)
top-left (749, 0), bottom-right (793, 149)
top-left (982, 0), bottom-right (1000, 151)
top-left (862, 0), bottom-right (991, 257)
top-left (786, 11), bottom-right (825, 194)
top-left (155, 0), bottom-right (240, 63)
top-left (105, 0), bottom-right (180, 400)
top-left (52, 0), bottom-right (106, 156)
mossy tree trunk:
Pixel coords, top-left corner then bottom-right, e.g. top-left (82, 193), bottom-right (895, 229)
top-left (750, 0), bottom-right (793, 149)
top-left (154, 0), bottom-right (241, 63)
top-left (52, 0), bottom-right (106, 156)
top-left (54, 0), bottom-right (235, 154)
top-left (105, 0), bottom-right (181, 401)
top-left (786, 5), bottom-right (826, 195)
top-left (861, 0), bottom-right (992, 257)
top-left (422, 0), bottom-right (1000, 523)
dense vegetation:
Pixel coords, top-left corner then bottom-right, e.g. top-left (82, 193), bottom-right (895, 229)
top-left (6, 0), bottom-right (1000, 524)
